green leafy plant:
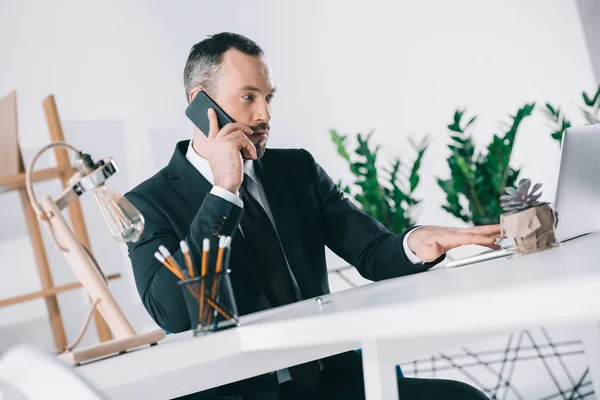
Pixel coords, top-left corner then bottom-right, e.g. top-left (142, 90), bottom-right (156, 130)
top-left (437, 103), bottom-right (536, 225)
top-left (329, 129), bottom-right (428, 233)
top-left (544, 86), bottom-right (600, 142)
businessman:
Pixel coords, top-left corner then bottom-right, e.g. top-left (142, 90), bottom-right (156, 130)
top-left (126, 32), bottom-right (499, 399)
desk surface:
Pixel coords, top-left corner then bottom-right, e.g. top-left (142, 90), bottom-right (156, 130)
top-left (238, 233), bottom-right (600, 348)
top-left (78, 233), bottom-right (600, 399)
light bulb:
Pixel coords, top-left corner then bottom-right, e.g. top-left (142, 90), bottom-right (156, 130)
top-left (93, 184), bottom-right (145, 242)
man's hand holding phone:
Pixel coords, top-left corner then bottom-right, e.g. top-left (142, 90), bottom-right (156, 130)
top-left (194, 108), bottom-right (257, 194)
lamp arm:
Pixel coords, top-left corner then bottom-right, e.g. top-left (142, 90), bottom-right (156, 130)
top-left (25, 142), bottom-right (80, 252)
top-left (25, 141), bottom-right (80, 217)
top-left (55, 187), bottom-right (78, 211)
top-left (26, 141), bottom-right (138, 341)
top-left (25, 141), bottom-right (110, 293)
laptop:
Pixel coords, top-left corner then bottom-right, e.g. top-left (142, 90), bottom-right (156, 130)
top-left (444, 124), bottom-right (600, 268)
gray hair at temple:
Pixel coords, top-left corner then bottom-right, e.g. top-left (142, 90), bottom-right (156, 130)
top-left (183, 32), bottom-right (264, 102)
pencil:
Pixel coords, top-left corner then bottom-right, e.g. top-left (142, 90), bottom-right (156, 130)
top-left (216, 236), bottom-right (232, 300)
top-left (207, 236), bottom-right (226, 325)
top-left (222, 236), bottom-right (232, 272)
top-left (199, 238), bottom-right (210, 323)
top-left (154, 252), bottom-right (184, 280)
top-left (201, 238), bottom-right (210, 277)
top-left (159, 245), bottom-right (188, 279)
top-left (180, 240), bottom-right (195, 278)
top-left (211, 236), bottom-right (233, 327)
top-left (215, 236), bottom-right (226, 274)
top-left (205, 298), bottom-right (233, 321)
top-left (156, 248), bottom-right (203, 323)
top-left (221, 236), bottom-right (239, 319)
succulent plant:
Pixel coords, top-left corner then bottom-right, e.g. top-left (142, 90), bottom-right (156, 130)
top-left (500, 179), bottom-right (543, 213)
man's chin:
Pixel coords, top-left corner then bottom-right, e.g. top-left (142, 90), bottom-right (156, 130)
top-left (255, 144), bottom-right (266, 159)
top-left (249, 138), bottom-right (267, 159)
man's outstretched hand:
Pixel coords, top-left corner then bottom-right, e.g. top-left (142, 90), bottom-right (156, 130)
top-left (407, 225), bottom-right (503, 263)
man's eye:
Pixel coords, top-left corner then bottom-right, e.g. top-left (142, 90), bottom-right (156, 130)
top-left (266, 94), bottom-right (274, 102)
top-left (243, 94), bottom-right (254, 101)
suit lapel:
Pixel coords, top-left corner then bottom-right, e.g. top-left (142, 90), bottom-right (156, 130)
top-left (168, 141), bottom-right (240, 235)
top-left (167, 141), bottom-right (271, 311)
top-left (167, 142), bottom-right (319, 302)
top-left (254, 153), bottom-right (321, 299)
top-left (167, 141), bottom-right (212, 208)
top-left (167, 140), bottom-right (246, 260)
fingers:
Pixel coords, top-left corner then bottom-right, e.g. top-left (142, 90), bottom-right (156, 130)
top-left (463, 233), bottom-right (499, 247)
top-left (412, 226), bottom-right (505, 262)
top-left (241, 139), bottom-right (257, 160)
top-left (217, 122), bottom-right (253, 138)
top-left (207, 108), bottom-right (220, 139)
top-left (416, 236), bottom-right (500, 262)
top-left (464, 224), bottom-right (502, 236)
top-left (229, 131), bottom-right (257, 160)
top-left (206, 109), bottom-right (253, 139)
top-left (443, 232), bottom-right (500, 250)
top-left (205, 111), bottom-right (256, 158)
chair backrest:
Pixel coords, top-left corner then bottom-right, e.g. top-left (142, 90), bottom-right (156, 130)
top-left (0, 345), bottom-right (105, 400)
top-left (0, 91), bottom-right (23, 177)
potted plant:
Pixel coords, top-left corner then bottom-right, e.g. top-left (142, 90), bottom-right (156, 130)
top-left (329, 129), bottom-right (428, 233)
top-left (500, 179), bottom-right (559, 254)
top-left (544, 86), bottom-right (600, 143)
top-left (438, 104), bottom-right (536, 225)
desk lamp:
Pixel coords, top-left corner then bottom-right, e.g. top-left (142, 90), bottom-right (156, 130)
top-left (25, 141), bottom-right (165, 365)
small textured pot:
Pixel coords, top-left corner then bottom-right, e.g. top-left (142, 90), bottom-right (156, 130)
top-left (500, 203), bottom-right (559, 254)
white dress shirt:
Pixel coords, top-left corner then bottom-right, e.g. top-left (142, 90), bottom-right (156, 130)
top-left (185, 140), bottom-right (423, 382)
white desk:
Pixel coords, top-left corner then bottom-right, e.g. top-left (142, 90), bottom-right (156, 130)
top-left (78, 233), bottom-right (600, 399)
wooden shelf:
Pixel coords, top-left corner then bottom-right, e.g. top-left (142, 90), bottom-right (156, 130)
top-left (0, 166), bottom-right (68, 194)
top-left (0, 273), bottom-right (121, 308)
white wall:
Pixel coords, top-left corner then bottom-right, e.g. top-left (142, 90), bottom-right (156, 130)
top-left (0, 0), bottom-right (596, 367)
top-left (577, 0), bottom-right (600, 82)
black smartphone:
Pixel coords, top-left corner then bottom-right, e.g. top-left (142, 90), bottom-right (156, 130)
top-left (185, 91), bottom-right (249, 159)
top-left (185, 91), bottom-right (235, 137)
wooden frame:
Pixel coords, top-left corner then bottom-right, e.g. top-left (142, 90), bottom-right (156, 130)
top-left (0, 93), bottom-right (117, 350)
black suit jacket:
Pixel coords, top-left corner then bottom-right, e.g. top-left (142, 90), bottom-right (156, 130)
top-left (124, 140), bottom-right (443, 398)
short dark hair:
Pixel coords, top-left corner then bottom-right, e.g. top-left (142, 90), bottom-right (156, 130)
top-left (183, 32), bottom-right (263, 102)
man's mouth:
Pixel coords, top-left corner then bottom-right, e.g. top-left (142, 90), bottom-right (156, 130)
top-left (252, 131), bottom-right (269, 139)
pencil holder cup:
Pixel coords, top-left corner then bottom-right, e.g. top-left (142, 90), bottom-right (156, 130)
top-left (178, 270), bottom-right (240, 336)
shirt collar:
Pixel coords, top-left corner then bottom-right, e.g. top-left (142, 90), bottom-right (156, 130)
top-left (186, 139), bottom-right (257, 184)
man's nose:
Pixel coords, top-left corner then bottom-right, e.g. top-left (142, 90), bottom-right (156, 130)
top-left (255, 100), bottom-right (271, 123)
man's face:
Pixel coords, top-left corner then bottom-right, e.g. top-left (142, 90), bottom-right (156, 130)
top-left (202, 49), bottom-right (275, 159)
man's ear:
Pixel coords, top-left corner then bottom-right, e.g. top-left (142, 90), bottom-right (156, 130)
top-left (188, 87), bottom-right (205, 103)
